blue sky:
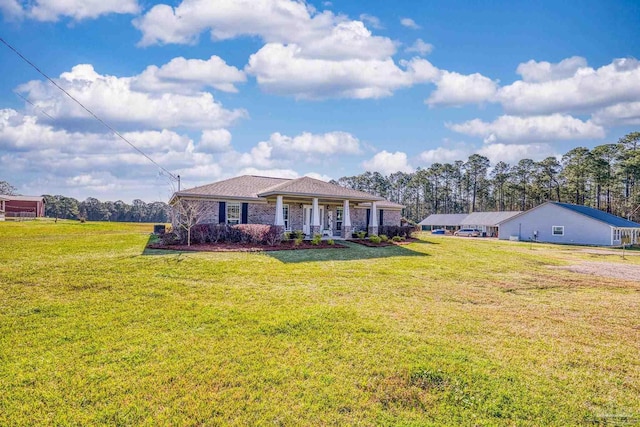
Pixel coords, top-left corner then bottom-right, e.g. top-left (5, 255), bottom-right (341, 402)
top-left (1, 0), bottom-right (639, 202)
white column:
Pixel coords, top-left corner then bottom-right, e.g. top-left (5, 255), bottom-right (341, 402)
top-left (370, 202), bottom-right (378, 227)
top-left (343, 199), bottom-right (351, 227)
top-left (312, 198), bottom-right (320, 227)
top-left (275, 195), bottom-right (284, 226)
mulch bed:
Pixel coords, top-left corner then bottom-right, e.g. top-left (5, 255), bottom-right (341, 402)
top-left (147, 240), bottom-right (348, 252)
top-left (349, 238), bottom-right (418, 247)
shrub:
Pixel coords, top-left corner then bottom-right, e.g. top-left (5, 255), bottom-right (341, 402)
top-left (355, 231), bottom-right (367, 239)
top-left (78, 217), bottom-right (86, 223)
top-left (283, 231), bottom-right (292, 240)
top-left (264, 226), bottom-right (283, 246)
top-left (311, 233), bottom-right (322, 245)
top-left (233, 224), bottom-right (282, 245)
top-left (327, 239), bottom-right (335, 246)
top-left (292, 230), bottom-right (305, 239)
top-left (379, 234), bottom-right (389, 242)
top-left (159, 231), bottom-right (181, 245)
top-left (294, 237), bottom-right (303, 246)
top-left (392, 235), bottom-right (405, 242)
top-left (369, 235), bottom-right (381, 244)
top-left (380, 225), bottom-right (415, 239)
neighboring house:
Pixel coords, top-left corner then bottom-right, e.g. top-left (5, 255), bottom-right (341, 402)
top-left (0, 195), bottom-right (45, 218)
top-left (169, 175), bottom-right (404, 237)
top-left (418, 214), bottom-right (467, 231)
top-left (0, 195), bottom-right (8, 221)
top-left (498, 202), bottom-right (640, 246)
top-left (461, 211), bottom-right (521, 237)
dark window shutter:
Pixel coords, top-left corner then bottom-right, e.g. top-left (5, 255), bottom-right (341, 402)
top-left (379, 209), bottom-right (384, 226)
top-left (241, 203), bottom-right (248, 224)
top-left (366, 209), bottom-right (370, 227)
top-left (219, 202), bottom-right (226, 224)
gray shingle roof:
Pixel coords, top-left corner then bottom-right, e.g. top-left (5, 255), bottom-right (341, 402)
top-left (176, 176), bottom-right (289, 200)
top-left (259, 176), bottom-right (385, 201)
top-left (462, 211), bottom-right (522, 226)
top-left (173, 175), bottom-right (388, 202)
top-left (552, 202), bottom-right (640, 227)
top-left (418, 214), bottom-right (468, 226)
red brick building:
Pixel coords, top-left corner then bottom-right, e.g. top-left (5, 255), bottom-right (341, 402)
top-left (1, 195), bottom-right (45, 218)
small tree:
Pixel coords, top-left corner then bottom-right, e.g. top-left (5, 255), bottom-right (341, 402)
top-left (171, 198), bottom-right (216, 246)
top-left (0, 181), bottom-right (18, 196)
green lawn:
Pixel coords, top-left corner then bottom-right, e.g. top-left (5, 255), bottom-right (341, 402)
top-left (1, 220), bottom-right (638, 426)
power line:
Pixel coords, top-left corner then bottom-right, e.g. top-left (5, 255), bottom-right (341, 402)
top-left (0, 36), bottom-right (181, 190)
top-left (14, 91), bottom-right (55, 120)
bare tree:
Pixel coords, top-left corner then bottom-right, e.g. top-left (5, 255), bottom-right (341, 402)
top-left (171, 198), bottom-right (216, 246)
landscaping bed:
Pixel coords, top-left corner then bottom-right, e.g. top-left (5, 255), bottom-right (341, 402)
top-left (148, 240), bottom-right (347, 252)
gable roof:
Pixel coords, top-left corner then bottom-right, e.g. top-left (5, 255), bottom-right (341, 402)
top-left (462, 211), bottom-right (521, 226)
top-left (258, 176), bottom-right (385, 201)
top-left (171, 175), bottom-right (389, 203)
top-left (418, 214), bottom-right (468, 226)
top-left (175, 175), bottom-right (288, 200)
top-left (0, 195), bottom-right (44, 202)
top-left (497, 202), bottom-right (640, 228)
top-left (552, 202), bottom-right (640, 227)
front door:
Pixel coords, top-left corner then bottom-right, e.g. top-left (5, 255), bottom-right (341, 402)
top-left (303, 205), bottom-right (324, 235)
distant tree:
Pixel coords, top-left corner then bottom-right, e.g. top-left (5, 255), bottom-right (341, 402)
top-left (0, 181), bottom-right (18, 195)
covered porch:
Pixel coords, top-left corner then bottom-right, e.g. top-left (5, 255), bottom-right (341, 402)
top-left (269, 195), bottom-right (383, 238)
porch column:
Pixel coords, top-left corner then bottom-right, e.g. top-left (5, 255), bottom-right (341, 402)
top-left (342, 199), bottom-right (351, 238)
top-left (368, 201), bottom-right (378, 236)
top-left (311, 197), bottom-right (320, 235)
top-left (274, 195), bottom-right (285, 231)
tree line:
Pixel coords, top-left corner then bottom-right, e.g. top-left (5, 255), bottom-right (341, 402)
top-left (331, 132), bottom-right (640, 223)
top-left (43, 195), bottom-right (170, 223)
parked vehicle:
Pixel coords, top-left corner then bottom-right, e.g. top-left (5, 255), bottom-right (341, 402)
top-left (431, 229), bottom-right (446, 235)
top-left (454, 228), bottom-right (481, 237)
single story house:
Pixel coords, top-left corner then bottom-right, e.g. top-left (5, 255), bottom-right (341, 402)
top-left (461, 211), bottom-right (521, 237)
top-left (418, 214), bottom-right (468, 231)
top-left (0, 195), bottom-right (45, 218)
top-left (169, 175), bottom-right (404, 237)
top-left (498, 202), bottom-right (640, 246)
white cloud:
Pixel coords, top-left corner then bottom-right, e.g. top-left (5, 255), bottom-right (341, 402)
top-left (406, 39), bottom-right (433, 56)
top-left (18, 64), bottom-right (246, 131)
top-left (246, 44), bottom-right (434, 99)
top-left (516, 56), bottom-right (588, 82)
top-left (7, 0), bottom-right (139, 21)
top-left (304, 172), bottom-right (332, 181)
top-left (0, 0), bottom-right (23, 19)
top-left (359, 13), bottom-right (383, 29)
top-left (198, 129), bottom-right (233, 152)
top-left (592, 102), bottom-right (640, 126)
top-left (426, 70), bottom-right (498, 107)
top-left (400, 18), bottom-right (420, 29)
top-left (498, 57), bottom-right (640, 115)
top-left (417, 146), bottom-right (471, 165)
top-left (132, 56), bottom-right (246, 94)
top-left (448, 114), bottom-right (605, 143)
top-left (134, 0), bottom-right (394, 60)
top-left (362, 150), bottom-right (414, 175)
top-left (478, 143), bottom-right (558, 164)
top-left (267, 131), bottom-right (361, 155)
top-left (237, 167), bottom-right (300, 179)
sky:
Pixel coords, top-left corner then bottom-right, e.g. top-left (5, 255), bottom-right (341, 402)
top-left (1, 0), bottom-right (639, 203)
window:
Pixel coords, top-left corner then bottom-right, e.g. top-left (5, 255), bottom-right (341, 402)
top-left (227, 203), bottom-right (240, 225)
top-left (336, 207), bottom-right (343, 231)
top-left (613, 229), bottom-right (621, 241)
top-left (552, 225), bottom-right (564, 236)
top-left (283, 204), bottom-right (289, 230)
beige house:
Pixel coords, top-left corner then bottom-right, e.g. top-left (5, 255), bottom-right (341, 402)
top-left (169, 175), bottom-right (403, 237)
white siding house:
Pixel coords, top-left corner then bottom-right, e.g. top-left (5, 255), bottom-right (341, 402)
top-left (498, 202), bottom-right (640, 246)
top-left (418, 214), bottom-right (467, 231)
top-left (461, 211), bottom-right (521, 237)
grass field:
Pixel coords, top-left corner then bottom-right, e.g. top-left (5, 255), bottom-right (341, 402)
top-left (1, 220), bottom-right (639, 426)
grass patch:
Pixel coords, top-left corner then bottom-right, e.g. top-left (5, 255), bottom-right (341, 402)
top-left (0, 221), bottom-right (638, 425)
